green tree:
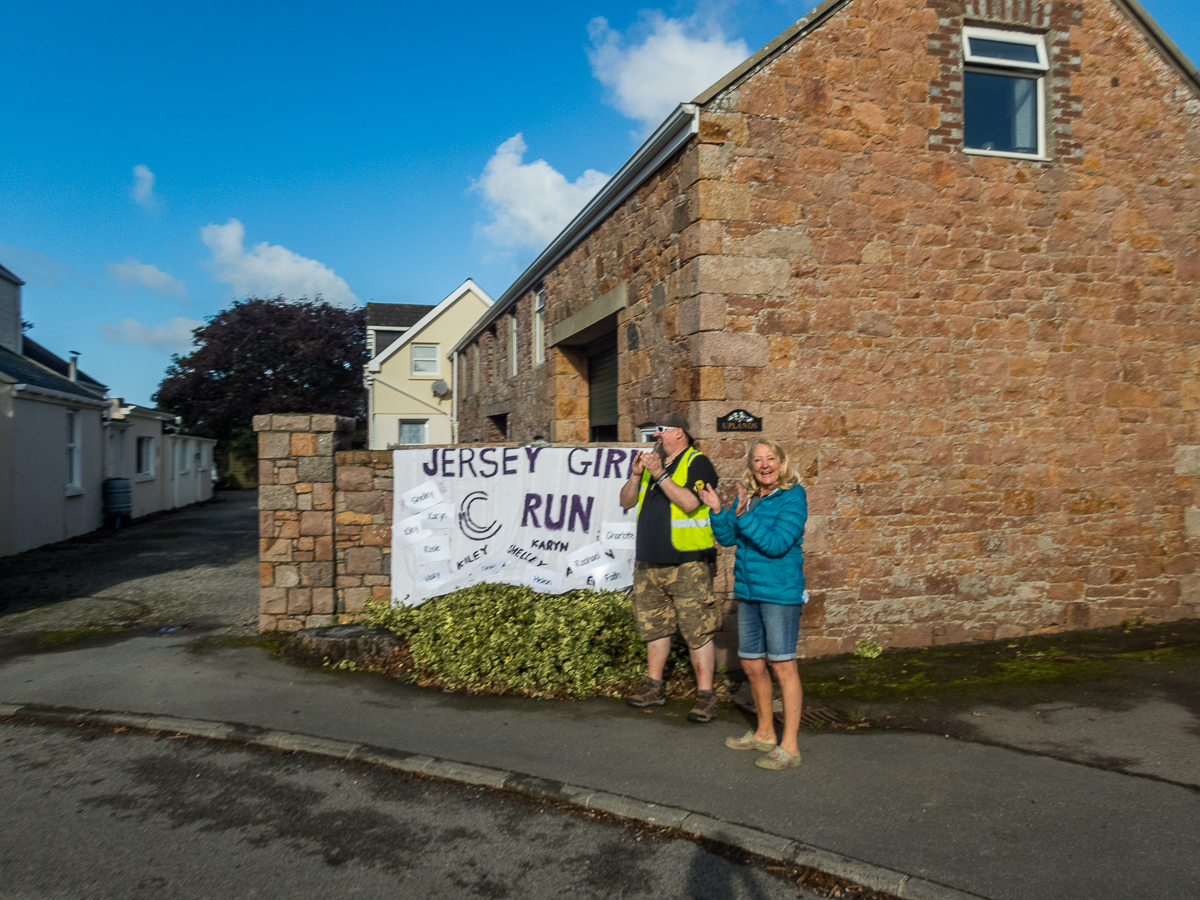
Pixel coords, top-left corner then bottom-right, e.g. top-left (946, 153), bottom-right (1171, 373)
top-left (153, 297), bottom-right (366, 444)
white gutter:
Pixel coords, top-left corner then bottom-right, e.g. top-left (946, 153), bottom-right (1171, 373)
top-left (451, 349), bottom-right (460, 443)
top-left (453, 103), bottom-right (700, 355)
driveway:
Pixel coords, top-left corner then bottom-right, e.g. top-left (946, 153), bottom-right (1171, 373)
top-left (0, 491), bottom-right (259, 646)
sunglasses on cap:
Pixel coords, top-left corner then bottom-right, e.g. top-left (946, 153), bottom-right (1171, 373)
top-left (652, 425), bottom-right (681, 435)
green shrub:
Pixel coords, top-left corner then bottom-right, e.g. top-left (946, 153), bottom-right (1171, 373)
top-left (365, 584), bottom-right (646, 699)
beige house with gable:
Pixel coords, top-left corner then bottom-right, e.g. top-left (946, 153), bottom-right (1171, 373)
top-left (365, 279), bottom-right (493, 448)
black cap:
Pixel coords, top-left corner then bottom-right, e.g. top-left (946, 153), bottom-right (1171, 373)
top-left (658, 411), bottom-right (691, 438)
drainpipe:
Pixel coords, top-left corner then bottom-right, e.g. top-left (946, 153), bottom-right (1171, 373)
top-left (451, 349), bottom-right (460, 444)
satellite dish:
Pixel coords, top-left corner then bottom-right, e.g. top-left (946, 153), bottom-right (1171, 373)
top-left (431, 380), bottom-right (450, 398)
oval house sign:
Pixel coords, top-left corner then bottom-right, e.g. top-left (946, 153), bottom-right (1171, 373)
top-left (716, 409), bottom-right (763, 432)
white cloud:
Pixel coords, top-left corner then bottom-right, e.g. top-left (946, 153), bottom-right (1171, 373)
top-left (107, 258), bottom-right (187, 298)
top-left (200, 218), bottom-right (359, 307)
top-left (132, 164), bottom-right (158, 211)
top-left (99, 316), bottom-right (203, 355)
top-left (473, 134), bottom-right (610, 250)
top-left (587, 13), bottom-right (749, 132)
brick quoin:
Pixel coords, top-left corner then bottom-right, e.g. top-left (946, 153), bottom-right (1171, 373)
top-left (446, 0), bottom-right (1200, 657)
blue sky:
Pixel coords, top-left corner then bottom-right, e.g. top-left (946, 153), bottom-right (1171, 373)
top-left (3, 0), bottom-right (1197, 407)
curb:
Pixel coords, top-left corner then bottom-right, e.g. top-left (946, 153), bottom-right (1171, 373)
top-left (0, 701), bottom-right (986, 900)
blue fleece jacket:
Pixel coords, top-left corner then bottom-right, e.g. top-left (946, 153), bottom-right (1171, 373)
top-left (710, 484), bottom-right (807, 605)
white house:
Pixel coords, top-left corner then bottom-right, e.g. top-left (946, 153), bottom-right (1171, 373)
top-left (0, 264), bottom-right (215, 557)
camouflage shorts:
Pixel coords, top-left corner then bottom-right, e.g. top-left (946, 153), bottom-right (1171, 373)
top-left (630, 560), bottom-right (721, 650)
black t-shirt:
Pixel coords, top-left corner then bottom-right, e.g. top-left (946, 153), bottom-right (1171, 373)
top-left (635, 450), bottom-right (718, 565)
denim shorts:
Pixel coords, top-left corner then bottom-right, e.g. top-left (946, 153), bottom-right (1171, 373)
top-left (737, 599), bottom-right (803, 662)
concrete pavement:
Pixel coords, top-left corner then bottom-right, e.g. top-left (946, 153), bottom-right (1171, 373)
top-left (3, 629), bottom-right (1198, 900)
top-left (1, 491), bottom-right (1198, 899)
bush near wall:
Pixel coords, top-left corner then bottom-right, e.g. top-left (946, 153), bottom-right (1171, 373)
top-left (365, 585), bottom-right (671, 699)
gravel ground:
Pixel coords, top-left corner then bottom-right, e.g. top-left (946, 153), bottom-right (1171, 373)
top-left (0, 491), bottom-right (259, 644)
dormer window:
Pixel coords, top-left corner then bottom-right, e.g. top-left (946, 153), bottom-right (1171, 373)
top-left (962, 27), bottom-right (1048, 159)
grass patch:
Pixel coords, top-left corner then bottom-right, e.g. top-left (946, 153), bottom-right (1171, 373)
top-left (799, 619), bottom-right (1200, 705)
top-left (31, 626), bottom-right (127, 649)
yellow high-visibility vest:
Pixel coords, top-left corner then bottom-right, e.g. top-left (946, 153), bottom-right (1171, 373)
top-left (636, 446), bottom-right (714, 551)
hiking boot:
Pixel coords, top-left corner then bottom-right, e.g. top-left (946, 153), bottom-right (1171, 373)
top-left (626, 677), bottom-right (666, 708)
top-left (687, 689), bottom-right (718, 723)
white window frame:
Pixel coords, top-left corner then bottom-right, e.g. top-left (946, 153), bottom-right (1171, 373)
top-left (65, 410), bottom-right (82, 494)
top-left (399, 419), bottom-right (428, 445)
top-left (136, 436), bottom-right (155, 478)
top-left (532, 290), bottom-right (546, 366)
top-left (509, 312), bottom-right (519, 378)
top-left (961, 26), bottom-right (1048, 161)
top-left (411, 343), bottom-right (439, 377)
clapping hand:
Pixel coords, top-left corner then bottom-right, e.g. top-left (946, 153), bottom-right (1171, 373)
top-left (734, 482), bottom-right (750, 516)
top-left (697, 482), bottom-right (722, 513)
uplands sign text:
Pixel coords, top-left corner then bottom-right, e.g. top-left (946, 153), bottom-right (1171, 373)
top-left (391, 446), bottom-right (643, 605)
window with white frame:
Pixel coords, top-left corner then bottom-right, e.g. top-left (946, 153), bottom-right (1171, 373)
top-left (532, 290), bottom-right (546, 365)
top-left (411, 343), bottom-right (439, 376)
top-left (65, 411), bottom-right (81, 488)
top-left (509, 312), bottom-right (519, 378)
top-left (136, 437), bottom-right (155, 476)
top-left (399, 420), bottom-right (428, 445)
top-left (962, 27), bottom-right (1048, 158)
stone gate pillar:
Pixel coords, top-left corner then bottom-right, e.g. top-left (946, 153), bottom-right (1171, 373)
top-left (254, 414), bottom-right (355, 631)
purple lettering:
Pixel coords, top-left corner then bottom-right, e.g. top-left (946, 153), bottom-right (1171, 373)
top-left (521, 493), bottom-right (542, 528)
top-left (523, 445), bottom-right (544, 472)
top-left (545, 494), bottom-right (567, 530)
top-left (604, 449), bottom-right (627, 479)
top-left (458, 448), bottom-right (477, 477)
top-left (479, 448), bottom-right (498, 477)
top-left (567, 448), bottom-right (591, 475)
top-left (502, 448), bottom-right (518, 475)
top-left (568, 495), bottom-right (595, 533)
top-left (441, 448), bottom-right (456, 477)
top-left (422, 449), bottom-right (438, 476)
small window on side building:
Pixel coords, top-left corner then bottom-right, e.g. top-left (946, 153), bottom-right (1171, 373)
top-left (136, 437), bottom-right (155, 476)
top-left (532, 290), bottom-right (546, 366)
top-left (399, 420), bottom-right (427, 445)
top-left (962, 27), bottom-right (1048, 159)
top-left (412, 343), bottom-right (439, 376)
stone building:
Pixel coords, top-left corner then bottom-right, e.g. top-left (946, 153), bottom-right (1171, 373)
top-left (451, 0), bottom-right (1200, 655)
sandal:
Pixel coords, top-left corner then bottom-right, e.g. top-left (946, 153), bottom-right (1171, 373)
top-left (725, 731), bottom-right (776, 752)
top-left (755, 746), bottom-right (802, 770)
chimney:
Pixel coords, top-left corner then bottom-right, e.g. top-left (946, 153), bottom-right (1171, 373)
top-left (0, 268), bottom-right (23, 355)
top-left (68, 352), bottom-right (79, 382)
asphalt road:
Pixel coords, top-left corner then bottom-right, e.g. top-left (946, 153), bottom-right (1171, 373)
top-left (0, 719), bottom-right (815, 900)
top-left (0, 491), bottom-right (259, 643)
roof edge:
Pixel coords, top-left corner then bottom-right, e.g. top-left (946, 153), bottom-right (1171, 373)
top-left (692, 0), bottom-right (851, 105)
top-left (13, 383), bottom-right (109, 408)
top-left (368, 278), bottom-right (495, 372)
top-left (0, 262), bottom-right (24, 287)
top-left (454, 104), bottom-right (700, 355)
top-left (1114, 0), bottom-right (1200, 95)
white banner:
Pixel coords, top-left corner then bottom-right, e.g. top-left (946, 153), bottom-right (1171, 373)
top-left (391, 446), bottom-right (644, 604)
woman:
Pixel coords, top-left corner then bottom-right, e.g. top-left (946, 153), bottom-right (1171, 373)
top-left (698, 440), bottom-right (807, 770)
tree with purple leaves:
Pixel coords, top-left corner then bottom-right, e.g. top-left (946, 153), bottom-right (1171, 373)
top-left (153, 297), bottom-right (366, 447)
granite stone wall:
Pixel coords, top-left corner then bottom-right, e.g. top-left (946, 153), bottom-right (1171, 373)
top-left (452, 0), bottom-right (1200, 655)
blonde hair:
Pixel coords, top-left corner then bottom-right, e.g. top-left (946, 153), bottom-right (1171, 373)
top-left (740, 439), bottom-right (798, 494)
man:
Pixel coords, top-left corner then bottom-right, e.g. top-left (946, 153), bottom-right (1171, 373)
top-left (619, 411), bottom-right (721, 723)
